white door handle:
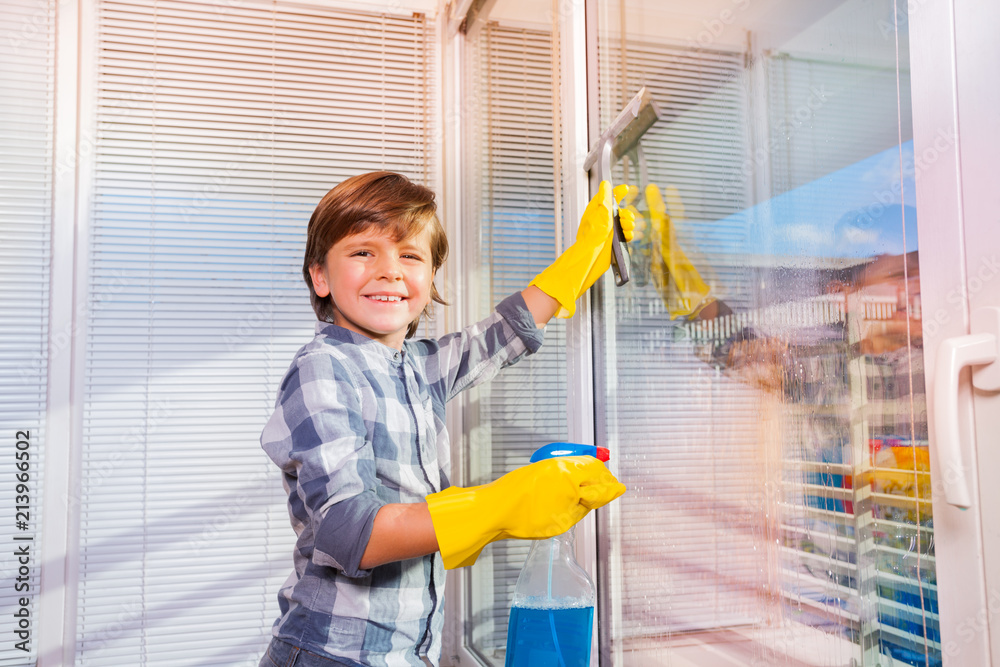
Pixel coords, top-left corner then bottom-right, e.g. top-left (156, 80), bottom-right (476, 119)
top-left (933, 307), bottom-right (1000, 508)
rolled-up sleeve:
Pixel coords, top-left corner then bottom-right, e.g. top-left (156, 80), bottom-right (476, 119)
top-left (495, 291), bottom-right (545, 353)
top-left (262, 351), bottom-right (385, 578)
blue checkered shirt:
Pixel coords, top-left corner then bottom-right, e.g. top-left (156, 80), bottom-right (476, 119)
top-left (261, 292), bottom-right (544, 666)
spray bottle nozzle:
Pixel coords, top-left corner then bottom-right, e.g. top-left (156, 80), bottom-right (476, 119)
top-left (529, 442), bottom-right (610, 463)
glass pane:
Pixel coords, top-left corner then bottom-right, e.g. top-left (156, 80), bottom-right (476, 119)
top-left (593, 1), bottom-right (935, 665)
top-left (460, 4), bottom-right (569, 664)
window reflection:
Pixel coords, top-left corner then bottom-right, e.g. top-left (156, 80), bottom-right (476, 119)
top-left (596, 1), bottom-right (936, 665)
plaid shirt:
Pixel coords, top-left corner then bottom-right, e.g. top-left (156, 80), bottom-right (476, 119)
top-left (262, 292), bottom-right (543, 667)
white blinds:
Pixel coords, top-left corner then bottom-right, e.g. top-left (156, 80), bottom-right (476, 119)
top-left (602, 41), bottom-right (751, 309)
top-left (79, 1), bottom-right (436, 664)
top-left (463, 22), bottom-right (568, 661)
top-left (0, 1), bottom-right (53, 665)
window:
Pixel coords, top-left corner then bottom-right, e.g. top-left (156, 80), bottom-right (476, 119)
top-left (459, 15), bottom-right (570, 665)
top-left (0, 1), bottom-right (54, 662)
top-left (62, 1), bottom-right (437, 663)
top-left (592, 1), bottom-right (935, 664)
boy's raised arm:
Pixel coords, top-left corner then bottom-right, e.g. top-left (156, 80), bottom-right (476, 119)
top-left (524, 181), bottom-right (634, 328)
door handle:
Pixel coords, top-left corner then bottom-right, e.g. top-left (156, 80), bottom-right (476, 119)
top-left (933, 307), bottom-right (1000, 508)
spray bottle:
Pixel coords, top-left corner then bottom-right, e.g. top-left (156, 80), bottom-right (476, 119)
top-left (504, 443), bottom-right (610, 667)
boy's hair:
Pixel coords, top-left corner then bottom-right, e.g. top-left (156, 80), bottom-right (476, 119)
top-left (303, 171), bottom-right (449, 338)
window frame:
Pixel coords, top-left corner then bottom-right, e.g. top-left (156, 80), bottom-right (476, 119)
top-left (441, 0), bottom-right (598, 664)
top-left (39, 0), bottom-right (94, 661)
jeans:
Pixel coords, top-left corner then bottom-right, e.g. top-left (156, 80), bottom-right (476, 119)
top-left (259, 638), bottom-right (356, 667)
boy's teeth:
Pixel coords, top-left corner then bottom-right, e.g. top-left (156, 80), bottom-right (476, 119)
top-left (369, 295), bottom-right (402, 301)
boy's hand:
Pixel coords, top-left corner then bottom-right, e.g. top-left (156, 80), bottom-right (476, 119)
top-left (426, 456), bottom-right (626, 569)
top-left (528, 181), bottom-right (635, 318)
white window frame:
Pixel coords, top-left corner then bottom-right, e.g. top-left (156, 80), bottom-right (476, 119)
top-left (911, 1), bottom-right (1000, 663)
top-left (39, 0), bottom-right (92, 661)
top-left (439, 0), bottom-right (597, 664)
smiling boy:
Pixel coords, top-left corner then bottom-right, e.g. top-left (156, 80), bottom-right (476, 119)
top-left (259, 171), bottom-right (630, 667)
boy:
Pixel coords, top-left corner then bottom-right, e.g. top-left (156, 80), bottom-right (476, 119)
top-left (260, 171), bottom-right (632, 667)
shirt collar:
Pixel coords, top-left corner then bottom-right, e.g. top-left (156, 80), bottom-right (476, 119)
top-left (314, 320), bottom-right (405, 364)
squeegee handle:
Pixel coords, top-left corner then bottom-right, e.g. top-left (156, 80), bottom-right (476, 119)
top-left (610, 200), bottom-right (630, 287)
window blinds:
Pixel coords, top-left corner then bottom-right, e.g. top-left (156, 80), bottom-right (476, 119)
top-left (462, 22), bottom-right (569, 662)
top-left (0, 1), bottom-right (53, 665)
top-left (80, 1), bottom-right (436, 664)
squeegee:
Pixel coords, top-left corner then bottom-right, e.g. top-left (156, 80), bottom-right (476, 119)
top-left (584, 87), bottom-right (662, 286)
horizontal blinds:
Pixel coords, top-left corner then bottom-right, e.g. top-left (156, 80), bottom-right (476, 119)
top-left (463, 23), bottom-right (568, 660)
top-left (0, 1), bottom-right (53, 665)
top-left (767, 54), bottom-right (913, 196)
top-left (80, 1), bottom-right (435, 664)
top-left (604, 42), bottom-right (750, 309)
top-left (596, 38), bottom-right (762, 640)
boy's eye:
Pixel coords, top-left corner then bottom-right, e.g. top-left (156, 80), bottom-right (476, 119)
top-left (352, 250), bottom-right (371, 257)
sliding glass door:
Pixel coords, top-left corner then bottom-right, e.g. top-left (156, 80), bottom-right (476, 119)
top-left (591, 1), bottom-right (936, 664)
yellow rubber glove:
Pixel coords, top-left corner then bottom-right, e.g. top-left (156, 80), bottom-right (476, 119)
top-left (426, 456), bottom-right (626, 569)
top-left (529, 181), bottom-right (636, 318)
top-left (646, 183), bottom-right (714, 319)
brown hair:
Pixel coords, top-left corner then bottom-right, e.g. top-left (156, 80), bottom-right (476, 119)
top-left (303, 171), bottom-right (449, 338)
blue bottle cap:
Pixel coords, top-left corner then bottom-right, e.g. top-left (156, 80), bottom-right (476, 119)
top-left (529, 442), bottom-right (610, 463)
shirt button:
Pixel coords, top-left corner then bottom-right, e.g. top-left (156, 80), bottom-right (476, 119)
top-left (393, 352), bottom-right (400, 360)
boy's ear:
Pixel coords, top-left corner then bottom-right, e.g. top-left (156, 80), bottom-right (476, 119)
top-left (309, 262), bottom-right (331, 298)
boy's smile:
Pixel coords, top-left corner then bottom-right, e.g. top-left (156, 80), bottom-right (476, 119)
top-left (309, 226), bottom-right (435, 350)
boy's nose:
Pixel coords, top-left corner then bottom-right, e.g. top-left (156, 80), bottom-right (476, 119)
top-left (376, 256), bottom-right (404, 280)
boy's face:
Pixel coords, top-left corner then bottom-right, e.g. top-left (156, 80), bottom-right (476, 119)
top-left (309, 226), bottom-right (435, 350)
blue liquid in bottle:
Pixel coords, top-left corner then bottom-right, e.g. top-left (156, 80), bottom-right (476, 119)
top-left (504, 604), bottom-right (594, 667)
